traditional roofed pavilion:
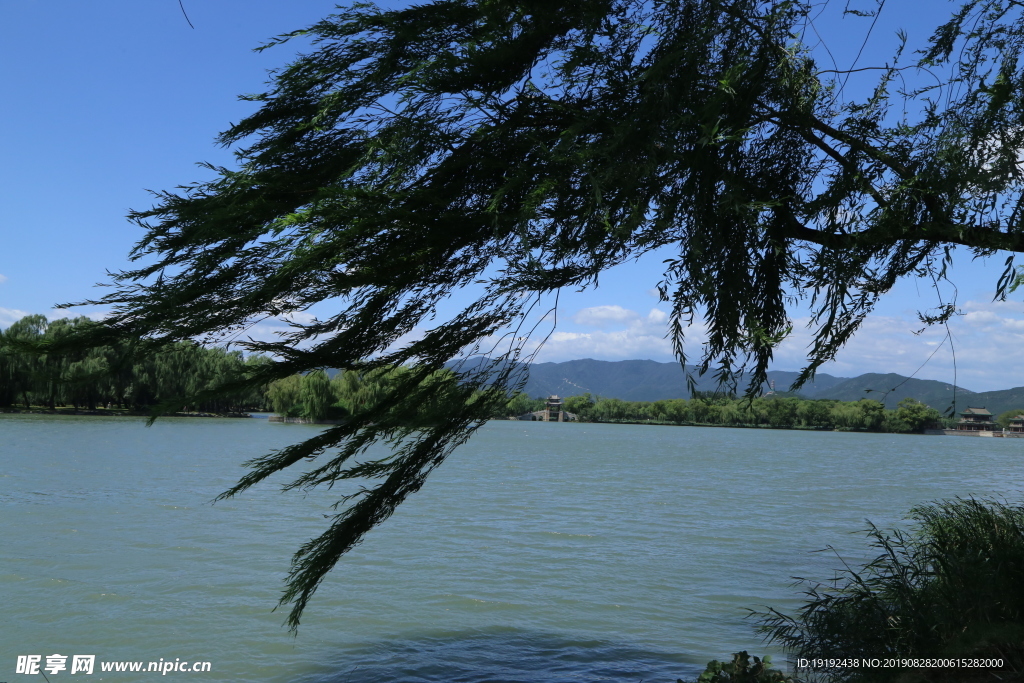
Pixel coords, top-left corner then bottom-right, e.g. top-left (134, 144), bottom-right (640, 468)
top-left (1007, 415), bottom-right (1024, 434)
top-left (956, 407), bottom-right (996, 431)
top-left (514, 395), bottom-right (577, 422)
top-left (544, 395), bottom-right (563, 422)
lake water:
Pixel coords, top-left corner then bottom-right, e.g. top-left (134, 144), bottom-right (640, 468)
top-left (3, 415), bottom-right (1022, 682)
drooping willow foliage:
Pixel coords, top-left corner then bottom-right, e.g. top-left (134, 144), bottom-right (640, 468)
top-left (0, 314), bottom-right (268, 412)
top-left (267, 366), bottom-right (512, 423)
top-left (17, 0), bottom-right (1024, 627)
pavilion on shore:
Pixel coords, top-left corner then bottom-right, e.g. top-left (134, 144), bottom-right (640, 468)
top-left (956, 407), bottom-right (996, 432)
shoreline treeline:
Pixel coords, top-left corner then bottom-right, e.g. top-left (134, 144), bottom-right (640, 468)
top-left (551, 392), bottom-right (949, 433)
top-left (0, 312), bottom-right (975, 433)
top-left (268, 368), bottom-right (952, 433)
top-left (268, 366), bottom-right (504, 425)
top-left (0, 315), bottom-right (269, 412)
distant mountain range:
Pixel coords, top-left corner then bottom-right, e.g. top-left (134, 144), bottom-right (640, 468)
top-left (460, 358), bottom-right (1024, 416)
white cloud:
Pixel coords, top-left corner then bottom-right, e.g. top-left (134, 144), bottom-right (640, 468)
top-left (572, 305), bottom-right (639, 327)
top-left (646, 308), bottom-right (668, 324)
top-left (0, 307), bottom-right (29, 327)
top-left (533, 328), bottom-right (675, 361)
top-left (0, 274), bottom-right (8, 284)
top-left (528, 305), bottom-right (685, 362)
top-left (770, 299), bottom-right (1024, 391)
top-left (962, 310), bottom-right (1000, 326)
top-left (958, 300), bottom-right (1024, 332)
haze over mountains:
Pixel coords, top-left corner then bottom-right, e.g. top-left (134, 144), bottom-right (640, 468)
top-left (500, 358), bottom-right (1024, 416)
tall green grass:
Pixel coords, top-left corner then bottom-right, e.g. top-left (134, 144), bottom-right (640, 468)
top-left (756, 498), bottom-right (1024, 681)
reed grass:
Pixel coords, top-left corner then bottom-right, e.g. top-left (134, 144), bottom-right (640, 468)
top-left (755, 498), bottom-right (1024, 682)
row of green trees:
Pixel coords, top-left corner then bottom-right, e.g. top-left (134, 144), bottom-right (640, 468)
top-left (266, 366), bottom-right (505, 424)
top-left (269, 373), bottom-right (958, 433)
top-left (550, 393), bottom-right (948, 433)
top-left (0, 315), bottom-right (269, 412)
top-left (2, 314), bottom-right (988, 433)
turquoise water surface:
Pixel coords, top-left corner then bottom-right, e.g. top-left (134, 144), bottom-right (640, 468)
top-left (3, 414), bottom-right (1022, 681)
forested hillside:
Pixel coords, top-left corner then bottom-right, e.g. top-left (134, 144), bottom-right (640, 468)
top-left (809, 373), bottom-right (970, 411)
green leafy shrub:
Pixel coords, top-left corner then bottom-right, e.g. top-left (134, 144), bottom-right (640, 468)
top-left (683, 651), bottom-right (794, 683)
top-left (757, 498), bottom-right (1024, 681)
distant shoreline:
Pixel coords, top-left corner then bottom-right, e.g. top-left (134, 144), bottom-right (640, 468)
top-left (0, 407), bottom-right (253, 419)
top-left (5, 410), bottom-right (1015, 438)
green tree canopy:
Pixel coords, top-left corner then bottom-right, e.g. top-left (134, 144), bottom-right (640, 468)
top-left (0, 314), bottom-right (270, 413)
top-left (299, 370), bottom-right (334, 421)
top-left (893, 397), bottom-right (943, 432)
top-left (24, 0), bottom-right (1024, 628)
top-left (996, 407), bottom-right (1024, 428)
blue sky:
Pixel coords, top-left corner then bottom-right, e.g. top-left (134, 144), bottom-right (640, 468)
top-left (2, 0), bottom-right (1023, 392)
